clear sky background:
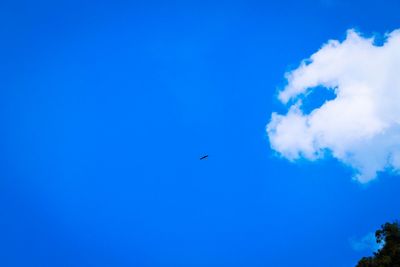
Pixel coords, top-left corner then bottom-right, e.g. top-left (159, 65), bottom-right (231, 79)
top-left (1, 0), bottom-right (400, 266)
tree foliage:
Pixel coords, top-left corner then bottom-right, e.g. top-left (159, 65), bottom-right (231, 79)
top-left (356, 221), bottom-right (400, 267)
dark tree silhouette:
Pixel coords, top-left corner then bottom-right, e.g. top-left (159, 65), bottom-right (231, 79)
top-left (356, 221), bottom-right (400, 267)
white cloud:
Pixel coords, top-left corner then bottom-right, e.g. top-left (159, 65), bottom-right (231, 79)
top-left (267, 29), bottom-right (400, 183)
top-left (350, 232), bottom-right (382, 252)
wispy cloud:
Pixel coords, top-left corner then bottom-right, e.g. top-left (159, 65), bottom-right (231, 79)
top-left (350, 232), bottom-right (382, 252)
top-left (267, 29), bottom-right (400, 183)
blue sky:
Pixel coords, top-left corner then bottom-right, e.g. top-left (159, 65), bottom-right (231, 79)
top-left (1, 0), bottom-right (400, 266)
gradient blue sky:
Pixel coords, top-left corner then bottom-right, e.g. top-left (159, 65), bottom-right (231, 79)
top-left (1, 0), bottom-right (400, 266)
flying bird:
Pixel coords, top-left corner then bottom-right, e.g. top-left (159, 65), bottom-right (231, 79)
top-left (200, 155), bottom-right (208, 160)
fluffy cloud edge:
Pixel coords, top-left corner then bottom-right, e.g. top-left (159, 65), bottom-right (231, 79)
top-left (267, 29), bottom-right (400, 183)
